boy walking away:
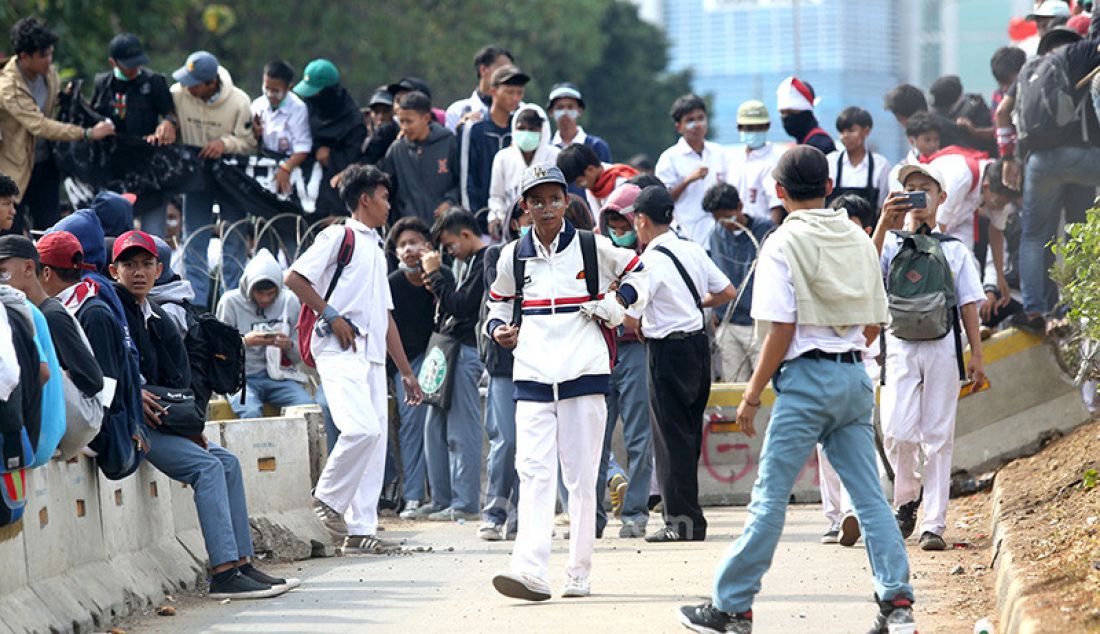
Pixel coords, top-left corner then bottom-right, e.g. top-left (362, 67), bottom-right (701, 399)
top-left (216, 248), bottom-right (312, 419)
top-left (827, 107), bottom-right (891, 213)
top-left (655, 94), bottom-right (730, 245)
top-left (873, 164), bottom-right (986, 552)
top-left (775, 76), bottom-right (836, 155)
top-left (557, 143), bottom-right (638, 221)
top-left (380, 91), bottom-right (460, 225)
top-left (489, 105), bottom-right (560, 231)
top-left (727, 100), bottom-right (785, 222)
top-left (486, 164), bottom-right (647, 600)
top-left (285, 165), bottom-right (423, 554)
top-left (679, 146), bottom-right (916, 634)
top-left (458, 65), bottom-right (528, 217)
top-left (630, 186), bottom-right (736, 543)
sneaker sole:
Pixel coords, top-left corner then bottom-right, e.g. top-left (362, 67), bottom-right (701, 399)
top-left (492, 574), bottom-right (551, 602)
top-left (561, 588), bottom-right (590, 598)
top-left (839, 515), bottom-right (861, 547)
top-left (920, 540), bottom-right (946, 551)
top-left (820, 535), bottom-right (840, 544)
top-left (208, 584), bottom-right (290, 600)
top-left (675, 607), bottom-right (724, 634)
top-left (479, 532), bottom-right (504, 541)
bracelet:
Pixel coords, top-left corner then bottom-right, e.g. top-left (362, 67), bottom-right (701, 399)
top-left (320, 305), bottom-right (341, 325)
top-left (744, 397), bottom-right (761, 407)
top-left (83, 128), bottom-right (91, 141)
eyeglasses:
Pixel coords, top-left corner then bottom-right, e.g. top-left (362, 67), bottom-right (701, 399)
top-left (528, 199), bottom-right (565, 211)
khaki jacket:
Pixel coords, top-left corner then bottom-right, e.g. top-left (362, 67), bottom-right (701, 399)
top-left (170, 66), bottom-right (256, 155)
top-left (0, 56), bottom-right (84, 200)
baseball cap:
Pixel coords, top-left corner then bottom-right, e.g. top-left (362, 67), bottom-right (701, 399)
top-left (112, 230), bottom-right (158, 261)
top-left (108, 33), bottom-right (150, 69)
top-left (737, 100), bottom-right (771, 126)
top-left (172, 51), bottom-right (219, 87)
top-left (0, 235), bottom-right (40, 263)
top-left (491, 65), bottom-right (530, 88)
top-left (547, 82), bottom-right (585, 109)
top-left (601, 184), bottom-right (642, 215)
top-left (369, 89), bottom-right (394, 108)
top-left (1028, 0), bottom-right (1071, 19)
top-left (632, 186), bottom-right (675, 225)
top-left (386, 76), bottom-right (432, 99)
top-left (36, 231), bottom-right (93, 271)
top-left (771, 145), bottom-right (829, 194)
top-left (896, 164), bottom-right (946, 192)
top-left (1038, 25), bottom-right (1082, 55)
top-left (520, 163), bottom-right (568, 195)
top-left (293, 59), bottom-right (340, 98)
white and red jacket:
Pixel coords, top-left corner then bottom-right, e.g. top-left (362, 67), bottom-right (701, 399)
top-left (486, 220), bottom-right (647, 402)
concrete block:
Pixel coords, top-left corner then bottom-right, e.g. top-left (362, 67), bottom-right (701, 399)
top-left (284, 405), bottom-right (326, 487)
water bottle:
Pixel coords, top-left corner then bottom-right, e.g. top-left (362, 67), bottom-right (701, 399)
top-left (974, 618), bottom-right (994, 634)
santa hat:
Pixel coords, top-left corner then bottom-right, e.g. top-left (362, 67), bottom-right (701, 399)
top-left (776, 76), bottom-right (818, 112)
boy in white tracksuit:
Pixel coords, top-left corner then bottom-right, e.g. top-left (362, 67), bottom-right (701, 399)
top-left (872, 163), bottom-right (986, 552)
top-left (486, 164), bottom-right (646, 601)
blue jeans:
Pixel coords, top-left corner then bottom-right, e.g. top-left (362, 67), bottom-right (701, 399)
top-left (315, 385), bottom-right (339, 454)
top-left (393, 355), bottom-right (428, 502)
top-left (712, 357), bottom-right (912, 613)
top-left (229, 373), bottom-right (314, 420)
top-left (482, 374), bottom-right (518, 527)
top-left (182, 190), bottom-right (248, 310)
top-left (1020, 147), bottom-right (1098, 314)
top-left (423, 344), bottom-right (484, 513)
top-left (144, 429), bottom-right (254, 567)
top-left (597, 341), bottom-right (653, 531)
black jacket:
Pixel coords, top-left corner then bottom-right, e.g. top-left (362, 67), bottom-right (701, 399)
top-left (426, 247), bottom-right (487, 348)
top-left (115, 285), bottom-right (191, 391)
top-left (90, 68), bottom-right (174, 137)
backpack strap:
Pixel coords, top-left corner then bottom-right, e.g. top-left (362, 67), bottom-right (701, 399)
top-left (951, 305), bottom-right (966, 381)
top-left (654, 244), bottom-right (705, 328)
top-left (511, 242), bottom-right (527, 328)
top-left (578, 230), bottom-right (599, 300)
top-left (322, 227), bottom-right (356, 303)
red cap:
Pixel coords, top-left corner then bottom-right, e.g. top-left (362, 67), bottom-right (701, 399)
top-left (121, 192), bottom-right (138, 205)
top-left (112, 229), bottom-right (158, 261)
top-left (36, 231), bottom-right (94, 271)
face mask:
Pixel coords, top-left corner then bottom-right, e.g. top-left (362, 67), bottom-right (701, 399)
top-left (513, 129), bottom-right (541, 153)
top-left (166, 217), bottom-right (181, 229)
top-left (685, 119), bottom-right (705, 132)
top-left (519, 225), bottom-right (531, 239)
top-left (609, 230), bottom-right (637, 248)
top-left (113, 67), bottom-right (132, 82)
top-left (553, 109), bottom-right (579, 122)
top-left (397, 262), bottom-right (421, 273)
top-left (740, 130), bottom-right (767, 149)
top-left (263, 88), bottom-right (286, 107)
top-left (781, 110), bottom-right (815, 139)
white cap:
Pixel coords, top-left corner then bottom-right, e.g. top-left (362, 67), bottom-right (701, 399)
top-left (896, 163), bottom-right (946, 192)
top-left (776, 76), bottom-right (818, 112)
top-left (1028, 0), bottom-right (1071, 19)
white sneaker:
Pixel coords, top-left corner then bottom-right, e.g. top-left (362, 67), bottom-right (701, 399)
top-left (561, 575), bottom-right (590, 598)
top-left (398, 500), bottom-right (422, 520)
top-left (491, 570), bottom-right (552, 601)
top-left (478, 522), bottom-right (505, 541)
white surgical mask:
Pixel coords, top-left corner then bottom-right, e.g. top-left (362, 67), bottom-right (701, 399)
top-left (739, 130), bottom-right (767, 149)
top-left (263, 88), bottom-right (286, 106)
top-left (513, 129), bottom-right (541, 153)
top-left (553, 109), bottom-right (579, 122)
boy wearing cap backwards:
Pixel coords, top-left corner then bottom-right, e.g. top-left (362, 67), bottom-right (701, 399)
top-left (728, 100), bottom-right (786, 222)
top-left (873, 164), bottom-right (985, 553)
top-left (776, 76), bottom-right (836, 155)
top-left (679, 146), bottom-right (916, 634)
top-left (485, 163), bottom-right (647, 600)
top-left (459, 65), bottom-right (529, 218)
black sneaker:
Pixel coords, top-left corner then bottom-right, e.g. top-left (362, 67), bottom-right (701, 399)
top-left (895, 488), bottom-right (922, 539)
top-left (919, 531), bottom-right (946, 551)
top-left (867, 596), bottom-right (916, 634)
top-left (1008, 312), bottom-right (1046, 336)
top-left (241, 564), bottom-right (301, 590)
top-left (677, 603), bottom-right (752, 633)
top-left (207, 570), bottom-right (288, 600)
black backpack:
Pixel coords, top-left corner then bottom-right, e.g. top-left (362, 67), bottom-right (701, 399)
top-left (174, 303), bottom-right (247, 408)
top-left (1015, 53), bottom-right (1092, 154)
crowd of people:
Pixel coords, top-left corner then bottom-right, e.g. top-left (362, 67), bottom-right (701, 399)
top-left (0, 1), bottom-right (1097, 630)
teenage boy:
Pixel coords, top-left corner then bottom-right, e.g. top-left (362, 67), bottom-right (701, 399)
top-left (486, 164), bottom-right (647, 600)
top-left (459, 65), bottom-right (528, 214)
top-left (655, 94), bottom-right (731, 244)
top-left (0, 174), bottom-right (17, 232)
top-left (489, 105), bottom-right (560, 229)
top-left (416, 210), bottom-right (489, 522)
top-left (285, 165), bottom-right (423, 554)
top-left (679, 146), bottom-right (916, 634)
top-left (703, 182), bottom-right (774, 383)
top-left (548, 83), bottom-right (611, 160)
top-left (775, 76), bottom-right (836, 155)
top-left (827, 107), bottom-right (891, 212)
top-left (380, 91), bottom-right (460, 224)
top-left (250, 60), bottom-right (312, 196)
top-left (873, 164), bottom-right (986, 552)
top-left (556, 143), bottom-right (638, 218)
top-left (446, 45), bottom-right (515, 132)
top-left (630, 186), bottom-right (736, 543)
top-left (728, 100), bottom-right (785, 222)
top-left (216, 248), bottom-right (312, 419)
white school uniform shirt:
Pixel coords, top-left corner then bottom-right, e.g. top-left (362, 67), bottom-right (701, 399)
top-left (631, 231), bottom-right (731, 339)
top-left (445, 90), bottom-right (489, 132)
top-left (0, 306), bottom-right (19, 401)
top-left (728, 142), bottom-right (785, 221)
top-left (926, 155), bottom-right (988, 251)
top-left (750, 230), bottom-right (871, 361)
top-left (880, 230), bottom-right (986, 310)
top-left (826, 149), bottom-right (892, 211)
top-left (250, 93), bottom-right (313, 156)
top-left (655, 137), bottom-right (730, 245)
top-left (289, 218), bottom-right (392, 364)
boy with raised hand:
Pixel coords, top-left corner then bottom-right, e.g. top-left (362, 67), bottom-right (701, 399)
top-left (485, 164), bottom-right (646, 601)
top-left (679, 146), bottom-right (916, 634)
top-left (285, 165), bottom-right (423, 555)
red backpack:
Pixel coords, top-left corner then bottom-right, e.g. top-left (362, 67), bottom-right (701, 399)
top-left (296, 227), bottom-right (355, 368)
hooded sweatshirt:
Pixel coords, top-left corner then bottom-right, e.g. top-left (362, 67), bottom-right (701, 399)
top-left (92, 191), bottom-right (134, 238)
top-left (216, 249), bottom-right (301, 377)
top-left (147, 235), bottom-right (196, 336)
top-left (379, 121), bottom-right (460, 224)
top-left (488, 104), bottom-right (560, 224)
top-left (170, 66), bottom-right (257, 155)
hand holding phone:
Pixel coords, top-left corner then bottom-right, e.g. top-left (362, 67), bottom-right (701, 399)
top-left (901, 191), bottom-right (927, 209)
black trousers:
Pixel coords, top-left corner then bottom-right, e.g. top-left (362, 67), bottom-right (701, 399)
top-left (10, 158), bottom-right (61, 235)
top-left (647, 332), bottom-right (710, 539)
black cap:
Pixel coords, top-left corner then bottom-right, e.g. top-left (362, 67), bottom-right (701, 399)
top-left (369, 89), bottom-right (394, 107)
top-left (0, 235), bottom-right (40, 263)
top-left (632, 186), bottom-right (675, 225)
top-left (387, 76), bottom-right (432, 100)
top-left (490, 65), bottom-right (531, 87)
top-left (771, 145), bottom-right (829, 196)
top-left (108, 33), bottom-right (150, 69)
top-left (1038, 26), bottom-right (1082, 55)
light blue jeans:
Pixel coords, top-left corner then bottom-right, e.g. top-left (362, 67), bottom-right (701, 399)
top-left (712, 356), bottom-right (913, 612)
top-left (423, 344), bottom-right (484, 514)
top-left (182, 190), bottom-right (247, 310)
top-left (393, 355), bottom-right (428, 503)
top-left (482, 374), bottom-right (518, 528)
top-left (229, 373), bottom-right (314, 420)
top-left (597, 341), bottom-right (653, 531)
top-left (144, 429), bottom-right (254, 567)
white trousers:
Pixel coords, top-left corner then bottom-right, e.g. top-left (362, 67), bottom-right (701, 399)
top-left (817, 446), bottom-right (851, 527)
top-left (715, 322), bottom-right (759, 383)
top-left (512, 394), bottom-right (606, 582)
top-left (314, 354), bottom-right (388, 536)
top-left (880, 334), bottom-right (959, 536)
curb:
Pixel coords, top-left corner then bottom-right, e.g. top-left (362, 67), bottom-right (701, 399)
top-left (990, 474), bottom-right (1043, 634)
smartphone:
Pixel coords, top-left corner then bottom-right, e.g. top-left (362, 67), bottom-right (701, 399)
top-left (901, 191), bottom-right (927, 209)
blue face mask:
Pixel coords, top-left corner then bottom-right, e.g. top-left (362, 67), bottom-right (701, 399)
top-left (609, 230), bottom-right (637, 248)
top-left (740, 130), bottom-right (767, 149)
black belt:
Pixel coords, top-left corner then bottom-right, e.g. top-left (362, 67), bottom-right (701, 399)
top-left (798, 349), bottom-right (861, 364)
top-left (657, 330), bottom-right (705, 341)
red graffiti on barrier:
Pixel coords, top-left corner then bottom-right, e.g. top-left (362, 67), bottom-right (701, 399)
top-left (701, 416), bottom-right (821, 487)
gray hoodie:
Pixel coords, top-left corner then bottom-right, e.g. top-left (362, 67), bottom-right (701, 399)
top-left (148, 278), bottom-right (196, 336)
top-left (215, 249), bottom-right (301, 377)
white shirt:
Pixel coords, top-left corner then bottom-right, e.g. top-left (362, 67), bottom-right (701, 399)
top-left (632, 231), bottom-right (731, 339)
top-left (927, 154), bottom-right (986, 250)
top-left (251, 93), bottom-right (313, 156)
top-left (655, 137), bottom-right (730, 245)
top-left (552, 125), bottom-right (590, 148)
top-left (445, 90), bottom-right (489, 132)
top-left (0, 306), bottom-right (19, 401)
top-left (289, 218), bottom-right (392, 364)
top-left (751, 232), bottom-right (871, 361)
top-left (880, 230), bottom-right (986, 309)
top-left (826, 149), bottom-right (892, 211)
top-left (728, 142), bottom-right (785, 221)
